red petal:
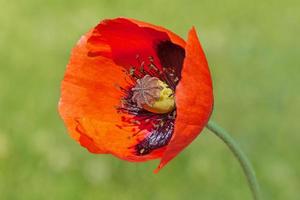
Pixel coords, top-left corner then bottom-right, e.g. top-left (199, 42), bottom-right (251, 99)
top-left (128, 18), bottom-right (186, 48)
top-left (59, 30), bottom-right (165, 161)
top-left (155, 27), bottom-right (213, 172)
top-left (87, 18), bottom-right (170, 73)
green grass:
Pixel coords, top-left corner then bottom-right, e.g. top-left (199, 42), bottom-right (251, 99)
top-left (0, 0), bottom-right (299, 199)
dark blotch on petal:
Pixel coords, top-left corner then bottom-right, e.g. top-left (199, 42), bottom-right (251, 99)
top-left (136, 118), bottom-right (174, 155)
top-left (156, 41), bottom-right (185, 79)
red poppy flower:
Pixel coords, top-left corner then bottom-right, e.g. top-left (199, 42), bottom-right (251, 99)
top-left (58, 17), bottom-right (213, 172)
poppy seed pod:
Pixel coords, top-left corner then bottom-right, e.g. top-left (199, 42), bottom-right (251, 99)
top-left (58, 18), bottom-right (213, 172)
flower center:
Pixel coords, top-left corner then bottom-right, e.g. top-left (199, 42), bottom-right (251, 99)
top-left (131, 75), bottom-right (175, 114)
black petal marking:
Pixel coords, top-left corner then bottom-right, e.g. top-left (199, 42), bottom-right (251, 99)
top-left (136, 114), bottom-right (175, 155)
top-left (156, 40), bottom-right (185, 81)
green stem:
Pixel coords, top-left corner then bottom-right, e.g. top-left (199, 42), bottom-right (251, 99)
top-left (206, 120), bottom-right (261, 200)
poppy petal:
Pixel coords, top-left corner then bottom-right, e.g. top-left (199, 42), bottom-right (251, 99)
top-left (59, 32), bottom-right (165, 161)
top-left (128, 18), bottom-right (186, 48)
top-left (87, 18), bottom-right (169, 73)
top-left (155, 27), bottom-right (213, 172)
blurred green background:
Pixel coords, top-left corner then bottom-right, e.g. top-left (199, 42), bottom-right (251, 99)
top-left (0, 0), bottom-right (299, 199)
